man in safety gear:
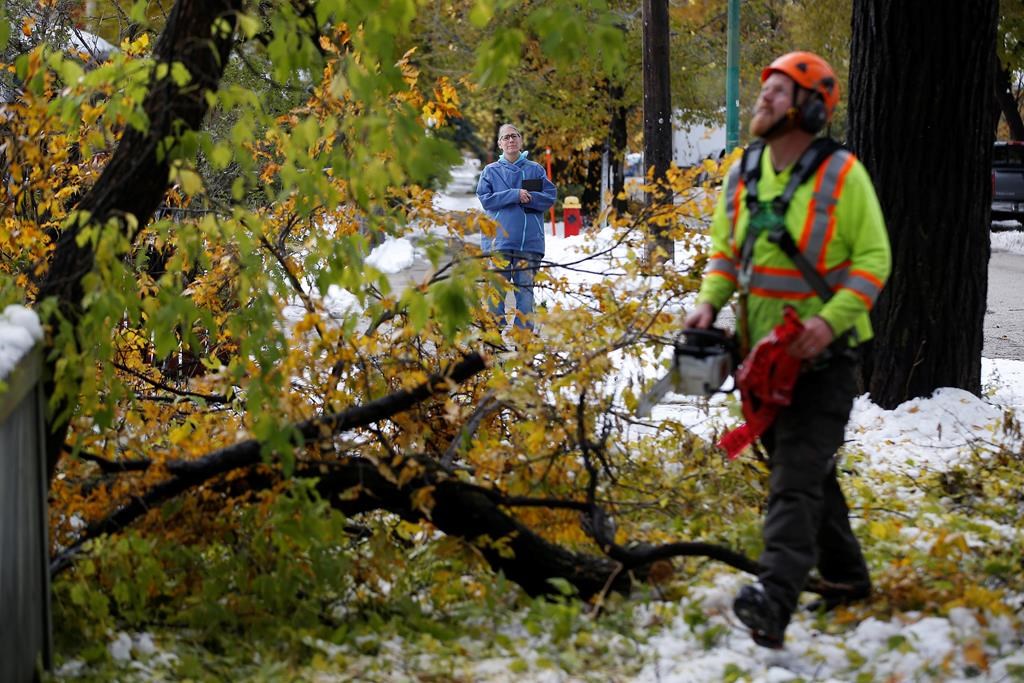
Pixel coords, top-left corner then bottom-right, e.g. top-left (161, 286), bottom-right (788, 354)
top-left (683, 52), bottom-right (891, 648)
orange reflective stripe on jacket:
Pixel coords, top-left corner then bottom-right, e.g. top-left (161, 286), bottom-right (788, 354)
top-left (748, 262), bottom-right (850, 300)
top-left (705, 164), bottom-right (743, 283)
top-left (841, 268), bottom-right (885, 307)
top-left (798, 151), bottom-right (857, 272)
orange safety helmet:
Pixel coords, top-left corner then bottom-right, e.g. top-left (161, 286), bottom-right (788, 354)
top-left (761, 52), bottom-right (839, 132)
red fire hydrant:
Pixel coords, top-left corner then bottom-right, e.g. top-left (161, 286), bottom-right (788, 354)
top-left (563, 196), bottom-right (582, 237)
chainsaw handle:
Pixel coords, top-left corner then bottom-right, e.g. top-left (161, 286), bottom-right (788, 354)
top-left (678, 327), bottom-right (732, 347)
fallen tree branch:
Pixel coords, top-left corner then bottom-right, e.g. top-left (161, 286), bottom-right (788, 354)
top-left (76, 450), bottom-right (151, 474)
top-left (305, 456), bottom-right (636, 600)
top-left (165, 352), bottom-right (486, 477)
top-left (440, 390), bottom-right (500, 469)
top-left (50, 352), bottom-right (486, 575)
top-left (52, 345), bottom-right (846, 602)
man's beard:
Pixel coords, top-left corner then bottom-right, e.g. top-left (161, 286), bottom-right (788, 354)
top-left (750, 108), bottom-right (796, 140)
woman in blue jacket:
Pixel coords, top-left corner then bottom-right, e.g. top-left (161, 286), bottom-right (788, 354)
top-left (476, 123), bottom-right (557, 331)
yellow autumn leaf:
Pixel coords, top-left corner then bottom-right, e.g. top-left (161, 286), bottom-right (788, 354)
top-left (168, 423), bottom-right (193, 445)
top-left (962, 641), bottom-right (989, 671)
top-left (409, 485), bottom-right (436, 517)
top-left (867, 519), bottom-right (901, 541)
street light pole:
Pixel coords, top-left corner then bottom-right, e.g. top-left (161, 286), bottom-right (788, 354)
top-left (726, 0), bottom-right (740, 151)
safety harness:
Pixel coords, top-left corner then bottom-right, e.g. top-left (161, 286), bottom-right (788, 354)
top-left (737, 137), bottom-right (843, 307)
top-left (718, 137), bottom-right (855, 459)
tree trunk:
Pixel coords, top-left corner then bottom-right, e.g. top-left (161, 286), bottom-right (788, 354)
top-left (609, 81), bottom-right (628, 214)
top-left (36, 0), bottom-right (242, 479)
top-left (642, 0), bottom-right (673, 264)
top-left (581, 147), bottom-right (602, 214)
top-left (849, 1), bottom-right (997, 408)
top-left (994, 60), bottom-right (1024, 140)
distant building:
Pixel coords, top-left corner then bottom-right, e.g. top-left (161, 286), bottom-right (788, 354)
top-left (672, 118), bottom-right (726, 168)
top-left (625, 114), bottom-right (726, 176)
top-left (615, 113), bottom-right (726, 206)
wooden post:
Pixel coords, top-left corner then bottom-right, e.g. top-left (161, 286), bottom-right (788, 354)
top-left (642, 0), bottom-right (673, 265)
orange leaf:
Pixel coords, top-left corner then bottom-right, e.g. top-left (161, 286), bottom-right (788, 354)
top-left (963, 641), bottom-right (989, 672)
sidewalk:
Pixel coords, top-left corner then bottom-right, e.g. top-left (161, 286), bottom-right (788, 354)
top-left (373, 156), bottom-right (481, 294)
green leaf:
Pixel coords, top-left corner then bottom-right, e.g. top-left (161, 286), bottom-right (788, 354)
top-left (431, 279), bottom-right (473, 339)
top-left (208, 143), bottom-right (233, 169)
top-left (0, 13), bottom-right (9, 51)
top-left (469, 0), bottom-right (494, 28)
top-left (545, 577), bottom-right (577, 596)
top-left (57, 56), bottom-right (85, 86)
top-left (170, 62), bottom-right (192, 87)
top-left (474, 30), bottom-right (525, 88)
top-left (129, 0), bottom-right (149, 25)
top-left (237, 12), bottom-right (262, 39)
top-left (406, 290), bottom-right (428, 331)
top-left (173, 167), bottom-right (204, 196)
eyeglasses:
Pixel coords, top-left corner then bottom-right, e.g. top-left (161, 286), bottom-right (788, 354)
top-left (499, 132), bottom-right (521, 141)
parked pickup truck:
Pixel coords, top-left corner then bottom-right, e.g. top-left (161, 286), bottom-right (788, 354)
top-left (993, 141), bottom-right (1024, 221)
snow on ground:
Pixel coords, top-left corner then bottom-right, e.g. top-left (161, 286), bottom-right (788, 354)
top-left (0, 305), bottom-right (43, 378)
top-left (433, 191), bottom-right (483, 213)
top-left (991, 219), bottom-right (1023, 234)
top-left (992, 226), bottom-right (1024, 255)
top-left (631, 570), bottom-right (1023, 683)
top-left (366, 237), bottom-right (415, 273)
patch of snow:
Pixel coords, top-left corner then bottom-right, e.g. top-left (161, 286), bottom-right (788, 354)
top-left (366, 237), bottom-right (415, 273)
top-left (108, 632), bottom-right (133, 662)
top-left (0, 305), bottom-right (42, 379)
top-left (992, 226), bottom-right (1024, 254)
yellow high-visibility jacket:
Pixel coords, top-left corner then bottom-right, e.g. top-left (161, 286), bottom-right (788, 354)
top-left (697, 143), bottom-right (892, 347)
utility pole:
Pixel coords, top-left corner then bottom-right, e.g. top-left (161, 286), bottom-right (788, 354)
top-left (642, 0), bottom-right (673, 265)
top-left (726, 0), bottom-right (740, 151)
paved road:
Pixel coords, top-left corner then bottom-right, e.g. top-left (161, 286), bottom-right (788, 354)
top-left (984, 248), bottom-right (1024, 360)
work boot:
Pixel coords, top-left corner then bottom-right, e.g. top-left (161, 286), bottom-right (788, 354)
top-left (733, 583), bottom-right (786, 649)
top-left (804, 581), bottom-right (871, 613)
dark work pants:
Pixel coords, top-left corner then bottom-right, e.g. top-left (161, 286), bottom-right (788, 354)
top-left (757, 356), bottom-right (870, 626)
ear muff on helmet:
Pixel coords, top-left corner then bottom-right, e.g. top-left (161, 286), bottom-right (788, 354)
top-left (799, 91), bottom-right (827, 134)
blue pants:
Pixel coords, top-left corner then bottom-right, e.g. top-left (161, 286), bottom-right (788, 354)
top-left (489, 250), bottom-right (543, 330)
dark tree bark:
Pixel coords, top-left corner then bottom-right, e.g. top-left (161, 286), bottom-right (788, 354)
top-left (849, 1), bottom-right (998, 408)
top-left (312, 458), bottom-right (637, 599)
top-left (994, 60), bottom-right (1024, 140)
top-left (642, 0), bottom-right (673, 264)
top-left (608, 81), bottom-right (628, 215)
top-left (36, 0), bottom-right (243, 478)
top-left (581, 147), bottom-right (602, 213)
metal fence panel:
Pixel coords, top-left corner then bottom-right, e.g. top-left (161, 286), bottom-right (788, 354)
top-left (0, 347), bottom-right (52, 682)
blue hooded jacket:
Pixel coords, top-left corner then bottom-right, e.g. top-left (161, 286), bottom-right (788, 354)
top-left (476, 152), bottom-right (557, 255)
